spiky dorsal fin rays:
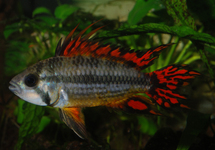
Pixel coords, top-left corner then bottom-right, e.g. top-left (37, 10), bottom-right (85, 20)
top-left (55, 19), bottom-right (104, 57)
top-left (55, 20), bottom-right (173, 71)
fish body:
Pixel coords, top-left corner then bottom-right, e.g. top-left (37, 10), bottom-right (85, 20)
top-left (9, 21), bottom-right (200, 139)
top-left (14, 56), bottom-right (151, 107)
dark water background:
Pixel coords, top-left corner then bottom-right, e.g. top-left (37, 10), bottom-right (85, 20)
top-left (1, 0), bottom-right (215, 149)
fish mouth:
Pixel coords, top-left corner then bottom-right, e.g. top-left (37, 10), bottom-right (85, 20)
top-left (9, 81), bottom-right (22, 95)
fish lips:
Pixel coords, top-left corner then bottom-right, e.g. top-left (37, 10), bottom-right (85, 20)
top-left (9, 81), bottom-right (22, 95)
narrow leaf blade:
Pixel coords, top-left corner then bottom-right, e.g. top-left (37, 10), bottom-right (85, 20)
top-left (128, 0), bottom-right (164, 25)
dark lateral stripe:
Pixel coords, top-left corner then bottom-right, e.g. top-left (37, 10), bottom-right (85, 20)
top-left (40, 75), bottom-right (149, 85)
top-left (35, 87), bottom-right (51, 105)
top-left (35, 62), bottom-right (44, 74)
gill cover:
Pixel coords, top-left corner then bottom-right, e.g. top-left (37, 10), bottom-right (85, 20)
top-left (9, 70), bottom-right (48, 106)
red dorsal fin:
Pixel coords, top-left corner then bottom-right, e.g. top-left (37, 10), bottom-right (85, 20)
top-left (55, 20), bottom-right (173, 70)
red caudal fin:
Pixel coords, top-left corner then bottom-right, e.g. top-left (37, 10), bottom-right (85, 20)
top-left (109, 95), bottom-right (161, 115)
top-left (146, 65), bottom-right (200, 109)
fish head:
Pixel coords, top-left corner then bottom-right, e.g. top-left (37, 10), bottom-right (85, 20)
top-left (9, 66), bottom-right (48, 106)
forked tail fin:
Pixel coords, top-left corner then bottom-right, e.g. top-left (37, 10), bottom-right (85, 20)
top-left (146, 65), bottom-right (200, 109)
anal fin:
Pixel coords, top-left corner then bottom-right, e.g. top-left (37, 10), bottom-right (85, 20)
top-left (59, 107), bottom-right (88, 139)
top-left (109, 95), bottom-right (161, 115)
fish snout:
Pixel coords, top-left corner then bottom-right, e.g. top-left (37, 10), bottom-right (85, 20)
top-left (9, 81), bottom-right (22, 95)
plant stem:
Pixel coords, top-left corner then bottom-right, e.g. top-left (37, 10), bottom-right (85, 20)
top-left (183, 55), bottom-right (200, 64)
top-left (164, 36), bottom-right (179, 66)
top-left (157, 34), bottom-right (164, 69)
top-left (129, 35), bottom-right (137, 50)
top-left (158, 53), bottom-right (164, 69)
top-left (175, 40), bottom-right (192, 63)
top-left (199, 49), bottom-right (215, 79)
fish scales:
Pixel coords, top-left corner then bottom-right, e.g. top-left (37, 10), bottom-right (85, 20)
top-left (9, 21), bottom-right (200, 139)
top-left (36, 55), bottom-right (151, 107)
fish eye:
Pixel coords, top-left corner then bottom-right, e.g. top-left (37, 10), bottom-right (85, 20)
top-left (24, 74), bottom-right (39, 87)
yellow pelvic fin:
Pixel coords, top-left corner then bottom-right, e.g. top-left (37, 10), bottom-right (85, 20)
top-left (59, 107), bottom-right (88, 139)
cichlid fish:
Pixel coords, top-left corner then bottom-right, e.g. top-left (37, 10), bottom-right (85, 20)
top-left (9, 20), bottom-right (200, 139)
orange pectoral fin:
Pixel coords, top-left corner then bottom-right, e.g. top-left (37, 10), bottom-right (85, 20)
top-left (110, 95), bottom-right (161, 115)
top-left (59, 108), bottom-right (88, 139)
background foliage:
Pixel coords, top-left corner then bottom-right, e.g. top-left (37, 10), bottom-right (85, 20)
top-left (1, 0), bottom-right (215, 149)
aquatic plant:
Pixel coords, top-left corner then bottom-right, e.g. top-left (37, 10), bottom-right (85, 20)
top-left (1, 0), bottom-right (215, 149)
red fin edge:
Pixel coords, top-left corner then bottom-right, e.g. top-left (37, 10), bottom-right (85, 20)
top-left (110, 95), bottom-right (161, 115)
top-left (146, 64), bottom-right (200, 108)
top-left (55, 20), bottom-right (173, 70)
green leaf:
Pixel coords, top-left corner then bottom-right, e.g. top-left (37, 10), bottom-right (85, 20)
top-left (175, 40), bottom-right (193, 63)
top-left (128, 0), bottom-right (164, 25)
top-left (164, 36), bottom-right (179, 66)
top-left (205, 46), bottom-right (215, 54)
top-left (162, 0), bottom-right (196, 30)
top-left (198, 46), bottom-right (215, 80)
top-left (138, 116), bottom-right (149, 133)
top-left (17, 99), bottom-right (25, 124)
top-left (32, 7), bottom-right (51, 17)
top-left (15, 103), bottom-right (45, 150)
top-left (138, 116), bottom-right (157, 135)
top-left (162, 0), bottom-right (215, 83)
top-left (98, 23), bottom-right (215, 46)
top-left (36, 116), bottom-right (51, 133)
top-left (4, 41), bottom-right (34, 75)
top-left (34, 16), bottom-right (59, 26)
top-left (177, 111), bottom-right (210, 150)
top-left (183, 55), bottom-right (201, 64)
top-left (54, 4), bottom-right (79, 21)
top-left (3, 22), bottom-right (20, 39)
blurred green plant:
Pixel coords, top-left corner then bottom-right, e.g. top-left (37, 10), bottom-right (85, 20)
top-left (177, 111), bottom-right (210, 150)
top-left (14, 99), bottom-right (25, 124)
top-left (3, 0), bottom-right (215, 149)
top-left (128, 0), bottom-right (164, 25)
top-left (138, 116), bottom-right (157, 136)
top-left (4, 4), bottom-right (80, 150)
top-left (14, 102), bottom-right (45, 150)
top-left (162, 0), bottom-right (196, 30)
